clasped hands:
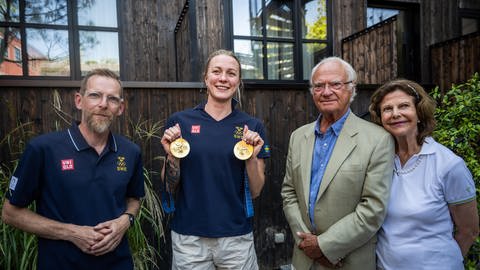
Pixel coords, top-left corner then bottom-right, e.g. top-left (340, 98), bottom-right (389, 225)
top-left (297, 232), bottom-right (343, 269)
top-left (69, 215), bottom-right (130, 256)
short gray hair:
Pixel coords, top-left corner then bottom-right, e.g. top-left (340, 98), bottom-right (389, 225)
top-left (309, 56), bottom-right (357, 102)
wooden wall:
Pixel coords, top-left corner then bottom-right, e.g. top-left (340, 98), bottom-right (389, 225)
top-left (460, 0), bottom-right (480, 9)
top-left (2, 0), bottom-right (479, 268)
top-left (121, 1), bottom-right (170, 81)
top-left (194, 0), bottom-right (226, 79)
top-left (175, 2), bottom-right (194, 82)
top-left (331, 0), bottom-right (366, 56)
top-left (420, 0), bottom-right (461, 83)
top-left (175, 0), bottom-right (226, 81)
top-left (430, 32), bottom-right (480, 92)
top-left (117, 0), bottom-right (479, 85)
top-left (117, 0), bottom-right (372, 81)
top-left (342, 17), bottom-right (398, 84)
top-left (120, 0), bottom-right (186, 81)
top-left (0, 84), bottom-right (375, 269)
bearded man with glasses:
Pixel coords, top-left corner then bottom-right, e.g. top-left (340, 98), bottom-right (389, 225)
top-left (2, 68), bottom-right (144, 270)
top-left (282, 57), bottom-right (395, 270)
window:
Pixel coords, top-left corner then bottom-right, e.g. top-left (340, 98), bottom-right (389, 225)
top-left (0, 0), bottom-right (119, 78)
top-left (460, 9), bottom-right (480, 36)
top-left (461, 18), bottom-right (478, 35)
top-left (367, 7), bottom-right (399, 27)
top-left (0, 27), bottom-right (22, 75)
top-left (230, 0), bottom-right (330, 81)
top-left (0, 36), bottom-right (7, 58)
top-left (367, 1), bottom-right (421, 82)
top-left (14, 46), bottom-right (20, 61)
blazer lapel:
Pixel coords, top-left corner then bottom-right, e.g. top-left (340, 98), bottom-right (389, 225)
top-left (316, 113), bottom-right (358, 200)
top-left (301, 123), bottom-right (316, 209)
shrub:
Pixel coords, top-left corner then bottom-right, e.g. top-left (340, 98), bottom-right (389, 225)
top-left (432, 73), bottom-right (480, 269)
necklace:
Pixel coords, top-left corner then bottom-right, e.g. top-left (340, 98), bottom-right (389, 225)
top-left (394, 155), bottom-right (424, 175)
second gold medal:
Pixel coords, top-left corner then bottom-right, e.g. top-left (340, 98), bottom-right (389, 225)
top-left (233, 140), bottom-right (253, 160)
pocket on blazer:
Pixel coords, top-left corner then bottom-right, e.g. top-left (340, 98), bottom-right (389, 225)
top-left (338, 163), bottom-right (362, 172)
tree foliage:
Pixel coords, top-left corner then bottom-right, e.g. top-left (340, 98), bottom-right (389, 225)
top-left (431, 73), bottom-right (480, 269)
top-left (304, 0), bottom-right (327, 40)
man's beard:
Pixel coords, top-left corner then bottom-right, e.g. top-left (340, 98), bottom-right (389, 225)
top-left (86, 112), bottom-right (114, 134)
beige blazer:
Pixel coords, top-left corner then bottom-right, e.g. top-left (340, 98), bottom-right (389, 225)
top-left (281, 113), bottom-right (395, 270)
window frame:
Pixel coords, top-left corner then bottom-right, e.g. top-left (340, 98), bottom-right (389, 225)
top-left (225, 0), bottom-right (332, 83)
top-left (367, 0), bottom-right (421, 82)
top-left (0, 0), bottom-right (121, 80)
top-left (459, 8), bottom-right (480, 36)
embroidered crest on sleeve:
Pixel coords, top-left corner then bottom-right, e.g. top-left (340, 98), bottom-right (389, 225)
top-left (9, 176), bottom-right (18, 191)
top-left (263, 144), bottom-right (271, 154)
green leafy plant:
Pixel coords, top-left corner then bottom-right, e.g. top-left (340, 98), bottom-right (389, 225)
top-left (127, 168), bottom-right (164, 270)
top-left (128, 117), bottom-right (166, 270)
top-left (0, 92), bottom-right (165, 269)
top-left (0, 121), bottom-right (38, 270)
top-left (0, 163), bottom-right (38, 270)
top-left (432, 72), bottom-right (480, 269)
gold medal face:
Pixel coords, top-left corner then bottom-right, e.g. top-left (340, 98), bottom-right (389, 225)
top-left (170, 138), bottom-right (190, 158)
top-left (234, 140), bottom-right (253, 160)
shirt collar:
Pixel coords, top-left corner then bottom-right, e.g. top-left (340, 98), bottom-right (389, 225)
top-left (314, 109), bottom-right (351, 136)
top-left (67, 121), bottom-right (117, 152)
top-left (419, 136), bottom-right (436, 155)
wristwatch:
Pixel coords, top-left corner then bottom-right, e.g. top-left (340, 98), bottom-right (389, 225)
top-left (123, 212), bottom-right (135, 227)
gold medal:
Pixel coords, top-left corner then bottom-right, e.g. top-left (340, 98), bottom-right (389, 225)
top-left (234, 140), bottom-right (253, 160)
top-left (170, 138), bottom-right (190, 158)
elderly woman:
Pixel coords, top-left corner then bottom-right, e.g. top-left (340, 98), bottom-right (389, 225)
top-left (369, 79), bottom-right (479, 270)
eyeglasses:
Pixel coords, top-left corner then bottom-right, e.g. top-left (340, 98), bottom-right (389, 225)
top-left (312, 81), bottom-right (352, 92)
top-left (84, 91), bottom-right (123, 107)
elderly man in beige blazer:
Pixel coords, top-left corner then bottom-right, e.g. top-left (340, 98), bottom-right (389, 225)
top-left (281, 57), bottom-right (394, 270)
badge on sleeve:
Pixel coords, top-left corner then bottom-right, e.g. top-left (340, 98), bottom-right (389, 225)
top-left (9, 176), bottom-right (18, 191)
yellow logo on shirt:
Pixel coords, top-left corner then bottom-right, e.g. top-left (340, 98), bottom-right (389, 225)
top-left (117, 156), bottom-right (127, 172)
top-left (233, 126), bottom-right (244, 139)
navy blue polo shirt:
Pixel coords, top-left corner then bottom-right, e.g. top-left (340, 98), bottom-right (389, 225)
top-left (165, 101), bottom-right (270, 237)
top-left (7, 122), bottom-right (144, 270)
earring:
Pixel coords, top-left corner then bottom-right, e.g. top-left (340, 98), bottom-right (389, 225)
top-left (417, 120), bottom-right (421, 123)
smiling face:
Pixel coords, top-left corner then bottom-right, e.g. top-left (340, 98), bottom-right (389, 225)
top-left (379, 89), bottom-right (419, 140)
top-left (204, 54), bottom-right (241, 103)
top-left (311, 61), bottom-right (353, 121)
top-left (75, 75), bottom-right (124, 134)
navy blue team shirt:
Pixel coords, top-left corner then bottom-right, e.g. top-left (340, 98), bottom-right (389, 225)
top-left (165, 101), bottom-right (270, 237)
top-left (7, 122), bottom-right (144, 270)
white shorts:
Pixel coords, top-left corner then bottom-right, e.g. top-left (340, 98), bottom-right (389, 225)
top-left (171, 230), bottom-right (259, 270)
